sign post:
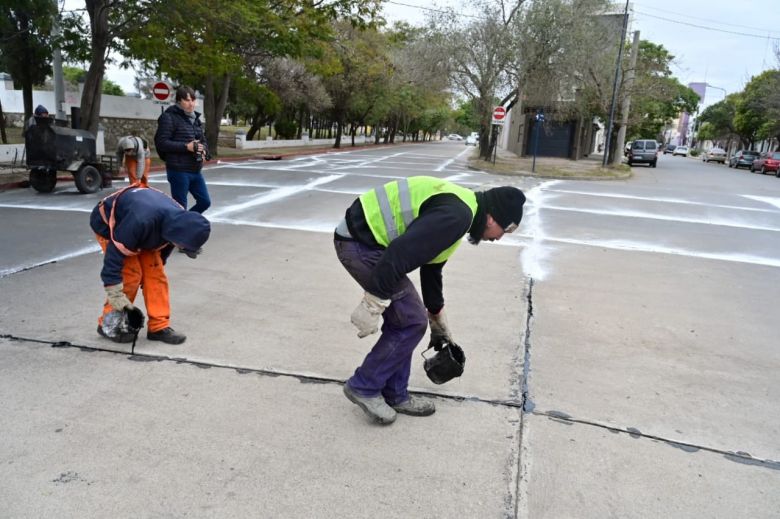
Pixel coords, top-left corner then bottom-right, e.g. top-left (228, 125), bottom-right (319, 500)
top-left (152, 81), bottom-right (173, 110)
top-left (532, 110), bottom-right (545, 173)
top-left (491, 106), bottom-right (506, 164)
top-left (491, 106), bottom-right (506, 125)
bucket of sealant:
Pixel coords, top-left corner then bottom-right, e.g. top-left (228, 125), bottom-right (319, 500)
top-left (101, 307), bottom-right (145, 340)
top-left (423, 342), bottom-right (465, 384)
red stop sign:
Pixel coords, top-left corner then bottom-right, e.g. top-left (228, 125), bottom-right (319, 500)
top-left (493, 106), bottom-right (506, 120)
top-left (152, 81), bottom-right (171, 101)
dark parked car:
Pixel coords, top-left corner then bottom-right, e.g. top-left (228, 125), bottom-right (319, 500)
top-left (663, 144), bottom-right (677, 155)
top-left (750, 151), bottom-right (780, 176)
top-left (728, 150), bottom-right (760, 169)
top-left (627, 139), bottom-right (658, 167)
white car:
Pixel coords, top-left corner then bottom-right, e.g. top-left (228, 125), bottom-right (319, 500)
top-left (447, 134), bottom-right (463, 140)
top-left (672, 146), bottom-right (689, 157)
top-left (465, 135), bottom-right (478, 146)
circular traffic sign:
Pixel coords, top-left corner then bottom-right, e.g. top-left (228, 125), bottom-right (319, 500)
top-left (152, 81), bottom-right (172, 101)
top-left (493, 106), bottom-right (506, 120)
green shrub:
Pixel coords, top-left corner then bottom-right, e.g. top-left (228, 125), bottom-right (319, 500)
top-left (689, 148), bottom-right (701, 157)
top-left (273, 119), bottom-right (298, 140)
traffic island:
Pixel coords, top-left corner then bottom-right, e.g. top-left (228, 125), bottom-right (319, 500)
top-left (468, 149), bottom-right (632, 181)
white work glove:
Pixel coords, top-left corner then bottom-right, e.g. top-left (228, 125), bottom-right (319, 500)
top-left (351, 292), bottom-right (391, 338)
top-left (428, 308), bottom-right (453, 351)
top-left (105, 283), bottom-right (134, 312)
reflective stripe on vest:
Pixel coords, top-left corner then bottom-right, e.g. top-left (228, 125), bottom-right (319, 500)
top-left (360, 176), bottom-right (477, 264)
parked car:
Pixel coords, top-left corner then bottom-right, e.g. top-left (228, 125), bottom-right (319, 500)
top-left (626, 139), bottom-right (658, 167)
top-left (447, 134), bottom-right (463, 140)
top-left (672, 146), bottom-right (689, 157)
top-left (465, 135), bottom-right (478, 146)
top-left (702, 147), bottom-right (727, 163)
top-left (624, 141), bottom-right (633, 156)
top-left (663, 144), bottom-right (677, 155)
top-left (728, 150), bottom-right (760, 169)
top-left (750, 151), bottom-right (780, 176)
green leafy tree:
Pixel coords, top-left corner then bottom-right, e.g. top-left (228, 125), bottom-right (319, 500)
top-left (124, 0), bottom-right (380, 154)
top-left (0, 0), bottom-right (55, 122)
top-left (742, 69), bottom-right (780, 144)
top-left (60, 0), bottom-right (151, 134)
top-left (61, 65), bottom-right (123, 95)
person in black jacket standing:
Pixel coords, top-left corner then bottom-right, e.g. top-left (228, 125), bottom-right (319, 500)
top-left (154, 86), bottom-right (211, 214)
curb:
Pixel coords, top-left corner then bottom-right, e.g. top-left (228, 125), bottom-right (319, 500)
top-left (466, 164), bottom-right (632, 181)
top-left (0, 142), bottom-right (403, 192)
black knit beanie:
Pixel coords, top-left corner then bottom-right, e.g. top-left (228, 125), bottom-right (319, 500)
top-left (483, 186), bottom-right (526, 229)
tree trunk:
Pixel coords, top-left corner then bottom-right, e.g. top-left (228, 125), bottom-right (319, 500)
top-left (203, 73), bottom-right (230, 157)
top-left (0, 97), bottom-right (7, 144)
top-left (334, 118), bottom-right (343, 148)
top-left (81, 0), bottom-right (111, 134)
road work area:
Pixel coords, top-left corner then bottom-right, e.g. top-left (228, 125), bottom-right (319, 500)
top-left (1, 141), bottom-right (778, 517)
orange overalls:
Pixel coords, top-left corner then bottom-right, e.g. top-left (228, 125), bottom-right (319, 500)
top-left (96, 187), bottom-right (170, 333)
top-left (125, 155), bottom-right (150, 186)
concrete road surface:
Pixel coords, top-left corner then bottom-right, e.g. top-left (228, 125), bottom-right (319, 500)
top-left (1, 144), bottom-right (778, 518)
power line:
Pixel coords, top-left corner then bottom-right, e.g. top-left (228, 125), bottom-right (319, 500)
top-left (384, 0), bottom-right (480, 20)
top-left (634, 3), bottom-right (780, 34)
top-left (635, 10), bottom-right (780, 40)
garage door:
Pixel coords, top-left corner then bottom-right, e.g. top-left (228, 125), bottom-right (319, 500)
top-left (526, 120), bottom-right (574, 158)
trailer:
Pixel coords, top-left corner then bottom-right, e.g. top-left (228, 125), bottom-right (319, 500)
top-left (24, 117), bottom-right (112, 194)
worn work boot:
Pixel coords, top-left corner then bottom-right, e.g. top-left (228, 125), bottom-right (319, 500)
top-left (97, 325), bottom-right (135, 344)
top-left (391, 396), bottom-right (436, 417)
top-left (147, 327), bottom-right (186, 345)
top-left (343, 384), bottom-right (397, 425)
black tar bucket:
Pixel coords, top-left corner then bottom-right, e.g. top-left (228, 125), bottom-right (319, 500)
top-left (125, 307), bottom-right (145, 332)
top-left (422, 343), bottom-right (465, 384)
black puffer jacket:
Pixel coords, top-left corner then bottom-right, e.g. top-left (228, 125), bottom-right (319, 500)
top-left (154, 104), bottom-right (208, 172)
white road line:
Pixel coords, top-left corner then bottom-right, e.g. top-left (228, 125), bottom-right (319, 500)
top-left (0, 203), bottom-right (91, 213)
top-left (742, 195), bottom-right (780, 210)
top-left (547, 188), bottom-right (779, 214)
top-left (435, 147), bottom-right (473, 172)
top-left (208, 174), bottom-right (344, 218)
top-left (0, 243), bottom-right (101, 278)
top-left (544, 204), bottom-right (780, 233)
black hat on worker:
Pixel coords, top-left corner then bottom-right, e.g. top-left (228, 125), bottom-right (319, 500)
top-left (483, 186), bottom-right (526, 231)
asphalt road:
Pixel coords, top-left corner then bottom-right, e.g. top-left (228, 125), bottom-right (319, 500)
top-left (1, 142), bottom-right (778, 517)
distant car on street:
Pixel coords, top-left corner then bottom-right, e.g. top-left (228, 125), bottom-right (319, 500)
top-left (447, 134), bottom-right (463, 140)
top-left (702, 147), bottom-right (727, 163)
top-left (750, 151), bottom-right (780, 176)
top-left (465, 135), bottom-right (478, 146)
top-left (663, 144), bottom-right (677, 155)
top-left (672, 146), bottom-right (689, 157)
top-left (728, 150), bottom-right (760, 169)
top-left (627, 139), bottom-right (658, 167)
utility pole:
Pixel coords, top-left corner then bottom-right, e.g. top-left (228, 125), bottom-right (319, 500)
top-left (51, 0), bottom-right (66, 121)
top-left (613, 30), bottom-right (640, 166)
top-left (602, 0), bottom-right (630, 167)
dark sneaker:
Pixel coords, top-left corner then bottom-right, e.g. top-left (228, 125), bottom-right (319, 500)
top-left (97, 324), bottom-right (136, 344)
top-left (147, 327), bottom-right (186, 344)
top-left (391, 396), bottom-right (436, 416)
top-left (343, 384), bottom-right (396, 425)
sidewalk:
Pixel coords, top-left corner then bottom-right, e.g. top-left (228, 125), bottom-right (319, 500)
top-left (0, 140), bottom-right (391, 191)
top-left (468, 147), bottom-right (632, 180)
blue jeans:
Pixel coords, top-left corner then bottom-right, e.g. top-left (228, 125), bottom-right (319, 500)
top-left (166, 169), bottom-right (211, 214)
top-left (334, 237), bottom-right (428, 405)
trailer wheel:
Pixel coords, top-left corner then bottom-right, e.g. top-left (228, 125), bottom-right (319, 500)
top-left (29, 167), bottom-right (57, 193)
top-left (75, 165), bottom-right (102, 194)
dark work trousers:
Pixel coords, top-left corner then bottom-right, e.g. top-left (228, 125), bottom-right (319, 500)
top-left (334, 236), bottom-right (428, 405)
top-left (166, 169), bottom-right (211, 214)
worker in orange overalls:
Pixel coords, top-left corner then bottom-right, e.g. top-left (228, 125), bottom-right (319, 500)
top-left (90, 186), bottom-right (211, 345)
top-left (116, 135), bottom-right (151, 186)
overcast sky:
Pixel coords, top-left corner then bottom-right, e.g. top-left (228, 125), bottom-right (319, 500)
top-left (103, 0), bottom-right (780, 111)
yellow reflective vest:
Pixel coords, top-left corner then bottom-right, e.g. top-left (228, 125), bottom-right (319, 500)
top-left (359, 176), bottom-right (477, 264)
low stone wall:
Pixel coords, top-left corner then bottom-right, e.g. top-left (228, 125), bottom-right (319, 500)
top-left (235, 132), bottom-right (367, 150)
